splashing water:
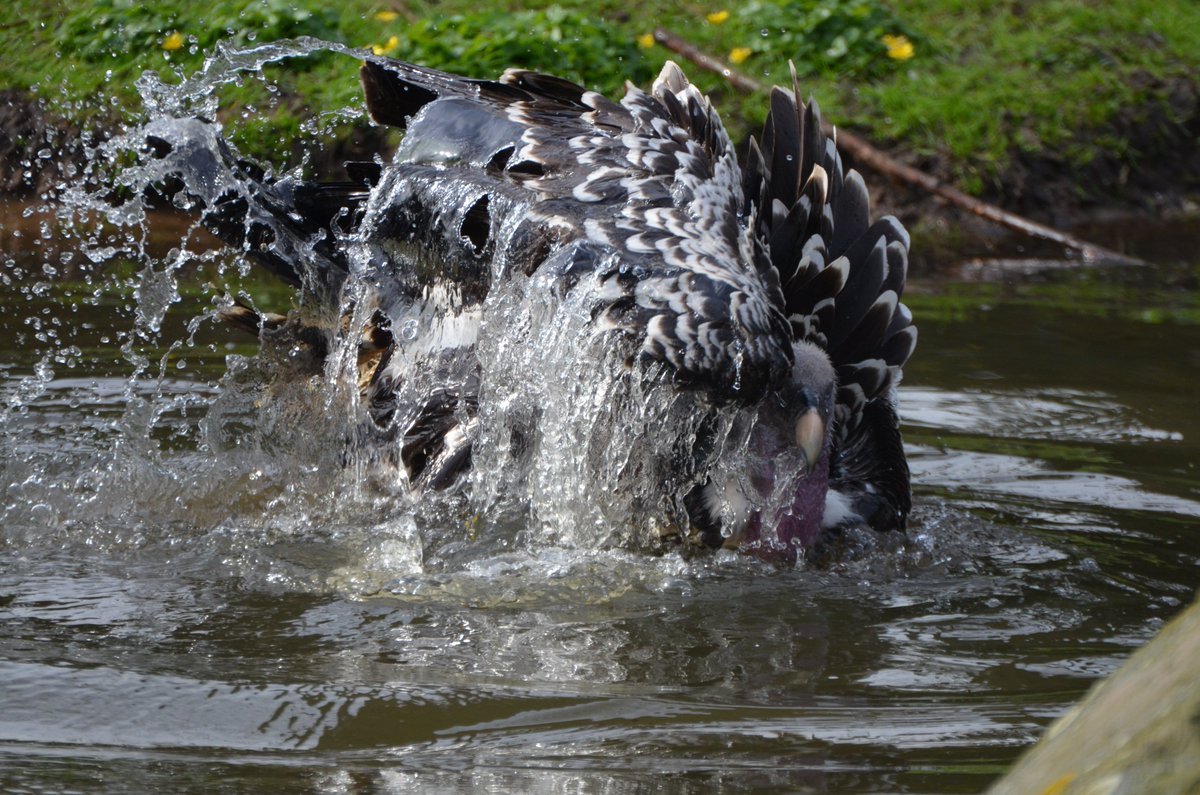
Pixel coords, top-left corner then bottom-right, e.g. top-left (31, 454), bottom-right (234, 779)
top-left (55, 37), bottom-right (836, 572)
top-left (3, 40), bottom-right (423, 589)
top-left (4, 37), bottom-right (1200, 794)
top-left (8, 38), bottom-right (1196, 581)
top-left (5, 38), bottom-right (805, 586)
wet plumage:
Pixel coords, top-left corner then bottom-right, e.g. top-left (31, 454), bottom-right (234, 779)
top-left (150, 56), bottom-right (916, 559)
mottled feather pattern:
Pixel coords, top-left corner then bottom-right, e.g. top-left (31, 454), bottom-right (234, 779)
top-left (371, 55), bottom-right (915, 529)
top-left (160, 55), bottom-right (916, 543)
top-left (360, 57), bottom-right (796, 400)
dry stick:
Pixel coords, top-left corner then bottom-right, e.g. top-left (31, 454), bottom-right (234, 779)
top-left (653, 28), bottom-right (1146, 267)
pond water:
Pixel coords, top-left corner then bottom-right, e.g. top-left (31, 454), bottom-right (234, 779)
top-left (2, 47), bottom-right (1200, 793)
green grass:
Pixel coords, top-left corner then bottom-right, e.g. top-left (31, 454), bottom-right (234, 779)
top-left (2, 0), bottom-right (1199, 197)
top-left (853, 0), bottom-right (1200, 193)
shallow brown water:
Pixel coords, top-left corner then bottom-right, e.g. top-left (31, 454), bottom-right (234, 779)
top-left (3, 201), bottom-right (1200, 794)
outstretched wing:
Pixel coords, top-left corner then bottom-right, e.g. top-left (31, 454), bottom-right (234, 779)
top-left (358, 57), bottom-right (794, 401)
top-left (745, 74), bottom-right (917, 531)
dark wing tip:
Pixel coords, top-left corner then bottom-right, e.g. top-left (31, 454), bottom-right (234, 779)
top-left (828, 397), bottom-right (911, 533)
top-left (500, 69), bottom-right (590, 107)
top-left (359, 59), bottom-right (438, 129)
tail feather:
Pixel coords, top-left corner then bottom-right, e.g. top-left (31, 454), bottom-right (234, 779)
top-left (745, 81), bottom-right (915, 534)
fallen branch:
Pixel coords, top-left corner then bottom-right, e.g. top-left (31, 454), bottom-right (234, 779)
top-left (653, 27), bottom-right (1146, 267)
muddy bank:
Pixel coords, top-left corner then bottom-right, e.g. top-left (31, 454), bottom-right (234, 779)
top-left (0, 90), bottom-right (90, 198)
top-left (848, 74), bottom-right (1200, 227)
top-left (3, 70), bottom-right (1198, 252)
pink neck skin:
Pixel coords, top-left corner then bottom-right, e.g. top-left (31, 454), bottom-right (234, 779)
top-left (738, 442), bottom-right (831, 563)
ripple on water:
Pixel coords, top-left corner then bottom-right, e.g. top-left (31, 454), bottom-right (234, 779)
top-left (903, 386), bottom-right (1184, 444)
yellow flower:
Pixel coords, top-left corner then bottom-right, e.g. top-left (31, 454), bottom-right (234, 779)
top-left (882, 33), bottom-right (914, 61)
top-left (636, 32), bottom-right (656, 49)
top-left (374, 10), bottom-right (399, 22)
top-left (162, 31), bottom-right (185, 51)
top-left (729, 47), bottom-right (752, 65)
top-left (706, 10), bottom-right (730, 24)
top-left (371, 35), bottom-right (399, 56)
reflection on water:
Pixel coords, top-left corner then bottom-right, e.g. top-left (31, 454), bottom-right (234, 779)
top-left (904, 386), bottom-right (1185, 444)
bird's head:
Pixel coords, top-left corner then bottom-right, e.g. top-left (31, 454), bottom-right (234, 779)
top-left (688, 340), bottom-right (836, 561)
top-left (740, 340), bottom-right (837, 557)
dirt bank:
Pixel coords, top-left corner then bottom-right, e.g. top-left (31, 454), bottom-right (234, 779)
top-left (0, 90), bottom-right (89, 198)
top-left (848, 73), bottom-right (1200, 246)
top-left (3, 72), bottom-right (1198, 240)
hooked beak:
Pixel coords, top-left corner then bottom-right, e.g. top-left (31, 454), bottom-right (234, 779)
top-left (794, 406), bottom-right (826, 474)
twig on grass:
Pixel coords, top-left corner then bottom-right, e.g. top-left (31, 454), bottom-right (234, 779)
top-left (652, 27), bottom-right (1146, 268)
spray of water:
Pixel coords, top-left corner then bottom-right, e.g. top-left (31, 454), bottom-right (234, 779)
top-left (2, 39), bottom-right (828, 596)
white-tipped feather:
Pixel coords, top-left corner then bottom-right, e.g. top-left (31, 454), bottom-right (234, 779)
top-left (174, 55), bottom-right (915, 551)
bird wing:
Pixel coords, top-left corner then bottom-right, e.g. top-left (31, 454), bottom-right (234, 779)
top-left (357, 57), bottom-right (795, 402)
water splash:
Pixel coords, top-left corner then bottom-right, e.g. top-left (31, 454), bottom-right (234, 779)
top-left (7, 37), bottom-right (806, 588)
top-left (7, 39), bottom-right (1200, 795)
top-left (2, 40), bottom-right (391, 573)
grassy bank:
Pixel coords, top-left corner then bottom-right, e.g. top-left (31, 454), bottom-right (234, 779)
top-left (2, 0), bottom-right (1199, 210)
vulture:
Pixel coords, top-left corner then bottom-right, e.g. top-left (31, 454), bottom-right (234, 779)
top-left (146, 55), bottom-right (916, 561)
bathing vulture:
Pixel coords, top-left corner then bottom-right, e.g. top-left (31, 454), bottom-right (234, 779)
top-left (147, 56), bottom-right (916, 560)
